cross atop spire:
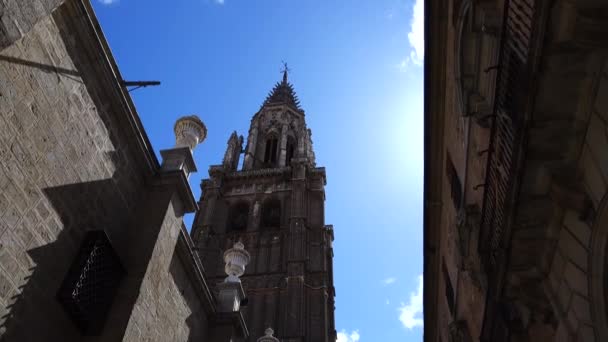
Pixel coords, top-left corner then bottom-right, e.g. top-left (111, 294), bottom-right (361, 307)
top-left (281, 61), bottom-right (290, 83)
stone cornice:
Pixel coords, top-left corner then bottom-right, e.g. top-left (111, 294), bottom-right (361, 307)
top-left (175, 224), bottom-right (218, 316)
top-left (155, 170), bottom-right (198, 214)
top-left (423, 0), bottom-right (449, 340)
top-left (224, 167), bottom-right (292, 180)
top-left (310, 167), bottom-right (327, 185)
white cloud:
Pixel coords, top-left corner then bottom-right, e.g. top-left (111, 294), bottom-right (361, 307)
top-left (407, 0), bottom-right (424, 66)
top-left (383, 277), bottom-right (397, 285)
top-left (98, 0), bottom-right (118, 4)
top-left (337, 330), bottom-right (360, 342)
top-left (398, 275), bottom-right (423, 329)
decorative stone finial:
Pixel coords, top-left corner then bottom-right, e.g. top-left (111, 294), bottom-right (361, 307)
top-left (174, 115), bottom-right (207, 151)
top-left (223, 242), bottom-right (250, 283)
top-left (257, 327), bottom-right (280, 342)
top-left (281, 61), bottom-right (289, 83)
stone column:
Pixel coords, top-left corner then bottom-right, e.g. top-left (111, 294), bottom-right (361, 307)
top-left (243, 123), bottom-right (259, 170)
top-left (278, 124), bottom-right (288, 167)
top-left (209, 242), bottom-right (251, 342)
top-left (297, 128), bottom-right (306, 157)
top-left (102, 116), bottom-right (204, 340)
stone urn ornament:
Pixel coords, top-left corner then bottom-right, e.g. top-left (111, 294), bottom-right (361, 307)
top-left (257, 328), bottom-right (280, 342)
top-left (174, 115), bottom-right (207, 151)
top-left (223, 241), bottom-right (250, 283)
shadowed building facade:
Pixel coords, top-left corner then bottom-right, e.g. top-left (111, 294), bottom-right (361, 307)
top-left (425, 0), bottom-right (608, 340)
top-left (192, 71), bottom-right (337, 342)
top-left (0, 0), bottom-right (335, 341)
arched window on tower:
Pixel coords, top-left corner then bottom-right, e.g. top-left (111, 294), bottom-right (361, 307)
top-left (227, 202), bottom-right (249, 232)
top-left (264, 136), bottom-right (279, 166)
top-left (261, 198), bottom-right (281, 229)
top-left (286, 136), bottom-right (296, 166)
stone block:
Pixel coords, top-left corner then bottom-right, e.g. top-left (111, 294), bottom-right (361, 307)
top-left (585, 112), bottom-right (608, 180)
top-left (558, 227), bottom-right (589, 271)
top-left (581, 148), bottom-right (607, 207)
top-left (555, 323), bottom-right (572, 342)
top-left (563, 210), bottom-right (591, 247)
top-left (557, 279), bottom-right (573, 312)
top-left (570, 294), bottom-right (591, 322)
top-left (595, 75), bottom-right (608, 122)
top-left (567, 307), bottom-right (580, 334)
top-left (2, 204), bottom-right (21, 229)
top-left (550, 249), bottom-right (566, 283)
top-left (563, 261), bottom-right (588, 296)
top-left (576, 324), bottom-right (595, 342)
top-left (0, 269), bottom-right (14, 301)
top-left (0, 245), bottom-right (21, 277)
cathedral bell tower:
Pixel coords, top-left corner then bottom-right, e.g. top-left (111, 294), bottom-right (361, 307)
top-left (191, 68), bottom-right (336, 342)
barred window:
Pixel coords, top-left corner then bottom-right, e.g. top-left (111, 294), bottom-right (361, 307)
top-left (57, 230), bottom-right (125, 335)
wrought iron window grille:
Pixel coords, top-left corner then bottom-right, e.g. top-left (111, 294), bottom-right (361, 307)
top-left (57, 230), bottom-right (125, 335)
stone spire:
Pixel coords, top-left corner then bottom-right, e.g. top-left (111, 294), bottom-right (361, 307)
top-left (222, 131), bottom-right (243, 171)
top-left (262, 64), bottom-right (302, 111)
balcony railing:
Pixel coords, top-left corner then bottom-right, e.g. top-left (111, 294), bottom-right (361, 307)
top-left (479, 0), bottom-right (536, 270)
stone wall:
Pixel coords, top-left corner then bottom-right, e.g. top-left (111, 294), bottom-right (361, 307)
top-left (0, 2), bottom-right (151, 339)
top-left (544, 58), bottom-right (608, 342)
top-left (124, 201), bottom-right (209, 341)
top-left (436, 0), bottom-right (497, 340)
top-left (0, 1), bottom-right (217, 341)
top-left (0, 0), bottom-right (66, 51)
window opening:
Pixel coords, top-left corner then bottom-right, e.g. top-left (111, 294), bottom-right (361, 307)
top-left (261, 199), bottom-right (281, 229)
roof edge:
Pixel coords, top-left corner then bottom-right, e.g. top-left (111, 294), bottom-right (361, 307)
top-left (423, 0), bottom-right (449, 340)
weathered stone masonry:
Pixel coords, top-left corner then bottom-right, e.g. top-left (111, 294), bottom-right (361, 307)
top-left (424, 0), bottom-right (608, 341)
top-left (0, 1), bottom-right (336, 341)
top-left (0, 0), bottom-right (245, 341)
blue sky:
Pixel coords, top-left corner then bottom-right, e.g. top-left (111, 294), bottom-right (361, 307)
top-left (92, 0), bottom-right (424, 340)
